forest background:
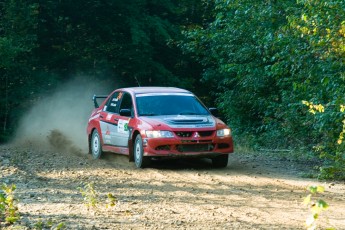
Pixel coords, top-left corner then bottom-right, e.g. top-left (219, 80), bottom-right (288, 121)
top-left (0, 0), bottom-right (344, 179)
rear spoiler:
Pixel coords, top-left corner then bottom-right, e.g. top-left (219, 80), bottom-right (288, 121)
top-left (92, 95), bottom-right (108, 108)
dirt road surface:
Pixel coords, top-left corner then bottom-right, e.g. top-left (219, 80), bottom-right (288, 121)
top-left (1, 142), bottom-right (345, 230)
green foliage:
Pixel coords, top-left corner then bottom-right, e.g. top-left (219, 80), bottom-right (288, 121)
top-left (33, 0), bottom-right (201, 86)
top-left (0, 184), bottom-right (20, 224)
top-left (301, 101), bottom-right (345, 179)
top-left (34, 218), bottom-right (66, 230)
top-left (33, 220), bottom-right (44, 230)
top-left (78, 182), bottom-right (99, 210)
top-left (182, 0), bottom-right (300, 142)
top-left (303, 185), bottom-right (334, 230)
top-left (296, 0), bottom-right (345, 179)
top-left (0, 0), bottom-right (55, 143)
top-left (0, 0), bottom-right (207, 143)
top-left (54, 222), bottom-right (67, 230)
top-left (1, 0), bottom-right (343, 179)
top-left (105, 193), bottom-right (117, 209)
top-left (78, 182), bottom-right (118, 211)
top-left (182, 0), bottom-right (345, 178)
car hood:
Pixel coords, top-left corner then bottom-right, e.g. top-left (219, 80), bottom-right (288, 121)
top-left (139, 115), bottom-right (216, 129)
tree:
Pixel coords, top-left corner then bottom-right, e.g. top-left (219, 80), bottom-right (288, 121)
top-left (290, 0), bottom-right (345, 178)
top-left (182, 0), bottom-right (297, 145)
top-left (0, 0), bottom-right (40, 140)
top-left (0, 0), bottom-right (207, 142)
top-left (182, 0), bottom-right (345, 178)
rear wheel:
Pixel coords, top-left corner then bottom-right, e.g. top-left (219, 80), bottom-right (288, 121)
top-left (212, 154), bottom-right (228, 168)
top-left (134, 135), bottom-right (150, 168)
top-left (91, 129), bottom-right (103, 159)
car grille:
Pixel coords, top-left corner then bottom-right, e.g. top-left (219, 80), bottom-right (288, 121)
top-left (176, 144), bottom-right (214, 152)
top-left (155, 145), bottom-right (171, 151)
top-left (175, 131), bottom-right (214, 138)
top-left (198, 131), bottom-right (214, 137)
top-left (218, 143), bottom-right (230, 149)
top-left (175, 131), bottom-right (193, 137)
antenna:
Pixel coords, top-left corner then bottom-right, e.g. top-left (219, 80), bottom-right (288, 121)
top-left (134, 76), bottom-right (141, 87)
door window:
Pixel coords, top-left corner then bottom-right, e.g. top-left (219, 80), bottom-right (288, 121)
top-left (105, 92), bottom-right (122, 114)
top-left (119, 93), bottom-right (133, 117)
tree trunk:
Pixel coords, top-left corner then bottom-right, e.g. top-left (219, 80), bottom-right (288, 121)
top-left (3, 74), bottom-right (8, 132)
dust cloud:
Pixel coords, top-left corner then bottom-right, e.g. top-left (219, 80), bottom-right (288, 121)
top-left (14, 77), bottom-right (113, 153)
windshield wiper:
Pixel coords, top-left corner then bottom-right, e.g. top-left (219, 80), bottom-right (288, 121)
top-left (178, 112), bottom-right (199, 115)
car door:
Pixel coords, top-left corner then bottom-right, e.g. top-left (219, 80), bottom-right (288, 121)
top-left (113, 92), bottom-right (134, 147)
top-left (99, 91), bottom-right (124, 146)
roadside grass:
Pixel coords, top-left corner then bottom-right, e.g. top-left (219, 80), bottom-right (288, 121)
top-left (78, 182), bottom-right (118, 212)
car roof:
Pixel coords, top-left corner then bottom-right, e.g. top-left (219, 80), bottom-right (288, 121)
top-left (121, 87), bottom-right (192, 95)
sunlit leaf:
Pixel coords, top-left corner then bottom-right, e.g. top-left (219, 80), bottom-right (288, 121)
top-left (304, 194), bottom-right (312, 204)
top-left (308, 186), bottom-right (318, 194)
top-left (316, 186), bottom-right (325, 193)
top-left (316, 200), bottom-right (329, 210)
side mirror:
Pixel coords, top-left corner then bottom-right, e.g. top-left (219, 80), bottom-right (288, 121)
top-left (120, 109), bottom-right (132, 117)
top-left (209, 107), bottom-right (218, 117)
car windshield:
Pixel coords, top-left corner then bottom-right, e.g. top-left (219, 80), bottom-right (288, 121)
top-left (136, 94), bottom-right (210, 116)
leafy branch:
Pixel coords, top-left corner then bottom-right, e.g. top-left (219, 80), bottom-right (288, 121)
top-left (303, 185), bottom-right (334, 230)
top-left (0, 183), bottom-right (20, 224)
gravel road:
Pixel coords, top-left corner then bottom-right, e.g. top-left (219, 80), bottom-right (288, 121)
top-left (1, 141), bottom-right (344, 230)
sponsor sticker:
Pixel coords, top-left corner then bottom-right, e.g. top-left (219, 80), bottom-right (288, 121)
top-left (117, 92), bottom-right (123, 100)
top-left (118, 119), bottom-right (129, 133)
top-left (104, 139), bottom-right (111, 144)
top-left (105, 127), bottom-right (111, 136)
top-left (104, 126), bottom-right (111, 142)
top-left (106, 114), bottom-right (112, 121)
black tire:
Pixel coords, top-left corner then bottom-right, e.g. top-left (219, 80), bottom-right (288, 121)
top-left (91, 129), bottom-right (103, 159)
top-left (134, 135), bottom-right (150, 168)
top-left (212, 154), bottom-right (229, 168)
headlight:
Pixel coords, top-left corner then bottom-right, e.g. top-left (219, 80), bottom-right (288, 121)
top-left (216, 128), bottom-right (231, 137)
top-left (146, 130), bottom-right (174, 138)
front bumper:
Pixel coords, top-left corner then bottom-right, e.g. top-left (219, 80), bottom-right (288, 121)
top-left (142, 136), bottom-right (233, 157)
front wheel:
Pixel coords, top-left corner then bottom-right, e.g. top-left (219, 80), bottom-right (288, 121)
top-left (91, 129), bottom-right (103, 159)
top-left (134, 135), bottom-right (150, 168)
top-left (212, 154), bottom-right (228, 168)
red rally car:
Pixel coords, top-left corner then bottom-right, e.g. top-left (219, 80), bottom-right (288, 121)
top-left (87, 87), bottom-right (234, 168)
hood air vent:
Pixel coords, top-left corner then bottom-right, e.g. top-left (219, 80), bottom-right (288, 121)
top-left (165, 116), bottom-right (208, 124)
